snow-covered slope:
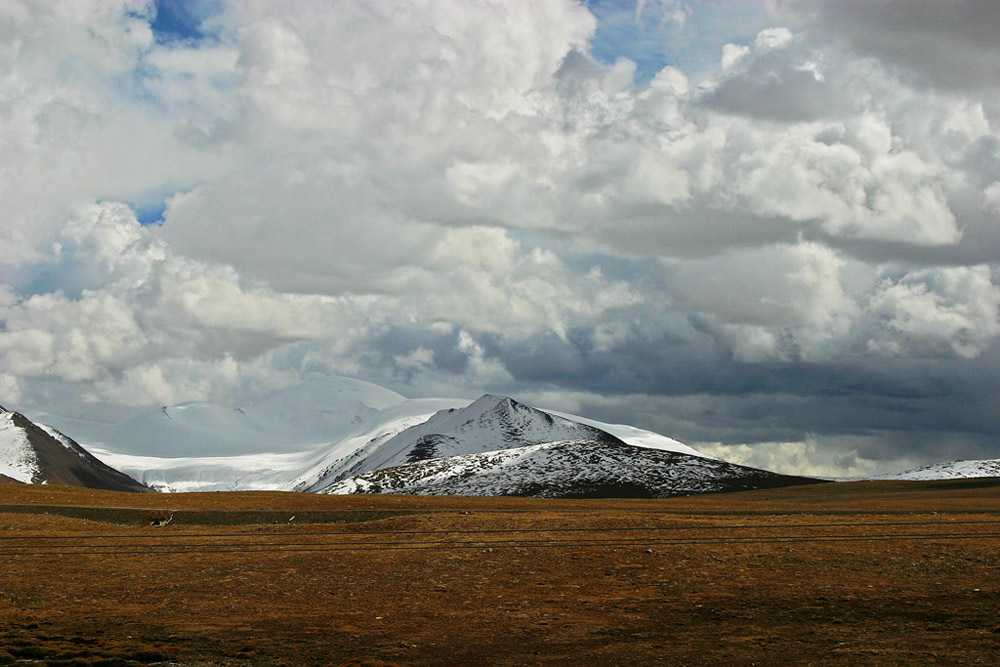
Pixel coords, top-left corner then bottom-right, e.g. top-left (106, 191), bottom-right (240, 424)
top-left (322, 440), bottom-right (820, 498)
top-left (878, 459), bottom-right (1000, 481)
top-left (288, 398), bottom-right (464, 492)
top-left (0, 404), bottom-right (147, 491)
top-left (37, 376), bottom-right (408, 458)
top-left (86, 448), bottom-right (319, 493)
top-left (0, 409), bottom-right (38, 483)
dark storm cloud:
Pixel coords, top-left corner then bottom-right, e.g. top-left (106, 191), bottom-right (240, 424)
top-left (467, 321), bottom-right (1000, 466)
top-left (360, 327), bottom-right (471, 380)
top-left (782, 0), bottom-right (1000, 91)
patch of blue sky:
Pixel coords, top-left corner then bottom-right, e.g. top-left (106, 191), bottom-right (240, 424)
top-left (149, 0), bottom-right (223, 44)
top-left (133, 197), bottom-right (170, 226)
top-left (584, 0), bottom-right (774, 84)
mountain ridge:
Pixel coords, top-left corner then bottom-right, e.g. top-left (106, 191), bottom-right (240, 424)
top-left (24, 378), bottom-right (714, 494)
top-left (12, 377), bottom-right (996, 495)
top-left (0, 404), bottom-right (148, 492)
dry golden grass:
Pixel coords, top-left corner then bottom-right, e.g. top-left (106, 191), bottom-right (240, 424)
top-left (1, 479), bottom-right (999, 665)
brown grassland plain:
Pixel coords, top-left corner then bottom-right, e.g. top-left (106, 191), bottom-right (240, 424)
top-left (0, 479), bottom-right (999, 666)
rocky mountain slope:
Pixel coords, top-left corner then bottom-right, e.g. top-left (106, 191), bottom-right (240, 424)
top-left (321, 439), bottom-right (821, 498)
top-left (0, 404), bottom-right (147, 492)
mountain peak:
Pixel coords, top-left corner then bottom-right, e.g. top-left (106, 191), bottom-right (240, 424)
top-left (308, 391), bottom-right (627, 491)
top-left (466, 394), bottom-right (518, 412)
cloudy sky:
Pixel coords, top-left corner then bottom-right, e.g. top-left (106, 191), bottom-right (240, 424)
top-left (2, 0), bottom-right (999, 476)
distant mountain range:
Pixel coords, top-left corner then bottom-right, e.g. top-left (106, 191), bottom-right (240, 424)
top-left (26, 377), bottom-right (718, 495)
top-left (4, 377), bottom-right (999, 496)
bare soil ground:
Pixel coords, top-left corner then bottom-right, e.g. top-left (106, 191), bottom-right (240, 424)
top-left (1, 479), bottom-right (999, 666)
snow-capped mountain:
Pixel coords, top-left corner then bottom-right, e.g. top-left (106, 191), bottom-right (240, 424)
top-left (321, 440), bottom-right (820, 498)
top-left (297, 394), bottom-right (628, 492)
top-left (307, 395), bottom-right (821, 498)
top-left (878, 459), bottom-right (1000, 481)
top-left (0, 404), bottom-right (147, 492)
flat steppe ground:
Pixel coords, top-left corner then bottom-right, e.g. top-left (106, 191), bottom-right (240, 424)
top-left (1, 479), bottom-right (999, 666)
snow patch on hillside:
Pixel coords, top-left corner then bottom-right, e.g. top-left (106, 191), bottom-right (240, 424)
top-left (36, 423), bottom-right (88, 459)
top-left (0, 412), bottom-right (39, 483)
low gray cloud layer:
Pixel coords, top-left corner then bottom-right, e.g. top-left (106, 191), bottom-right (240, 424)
top-left (1, 0), bottom-right (999, 475)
